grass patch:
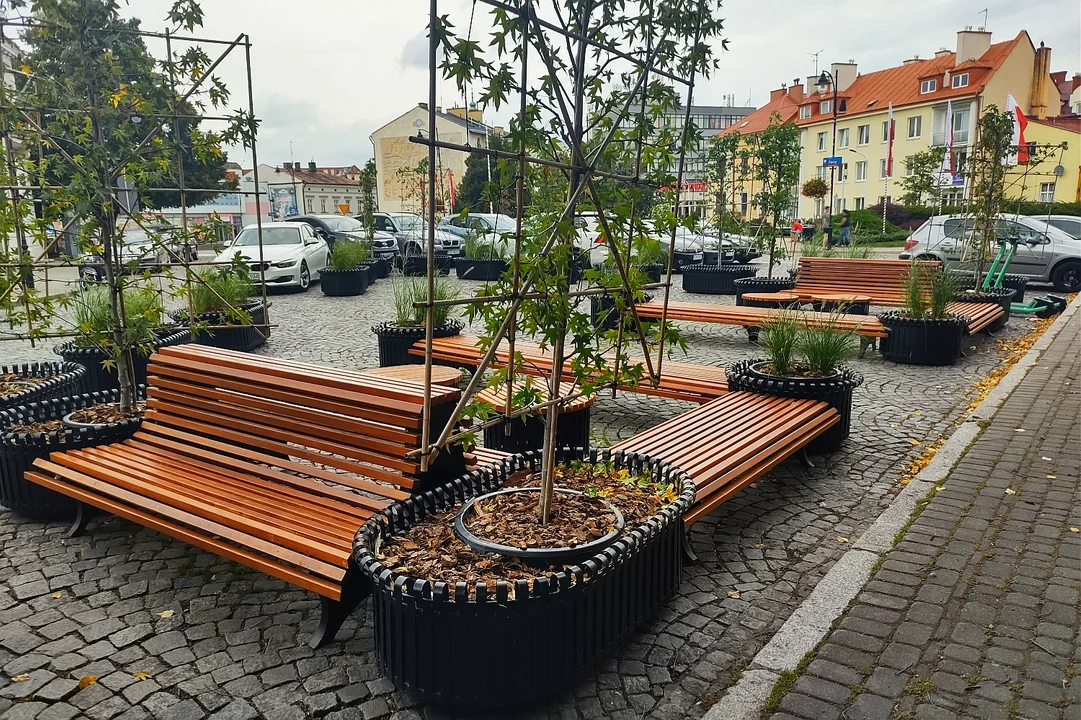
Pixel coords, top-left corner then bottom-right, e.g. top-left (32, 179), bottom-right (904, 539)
top-left (846, 684), bottom-right (866, 703)
top-left (762, 650), bottom-right (818, 716)
top-left (903, 677), bottom-right (934, 700)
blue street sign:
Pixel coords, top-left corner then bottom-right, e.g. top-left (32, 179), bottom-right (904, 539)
top-left (822, 156), bottom-right (844, 167)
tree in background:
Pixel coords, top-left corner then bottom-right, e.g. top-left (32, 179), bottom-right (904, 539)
top-left (454, 133), bottom-right (526, 215)
top-left (897, 146), bottom-right (947, 208)
top-left (700, 131), bottom-right (740, 249)
top-left (748, 112), bottom-right (801, 278)
top-left (357, 158), bottom-right (377, 240)
top-left (964, 106), bottom-right (1015, 286)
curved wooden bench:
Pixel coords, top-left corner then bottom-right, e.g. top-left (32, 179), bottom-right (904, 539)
top-left (946, 301), bottom-right (1006, 335)
top-left (794, 257), bottom-right (939, 306)
top-left (412, 334), bottom-right (729, 404)
top-left (27, 345), bottom-right (478, 648)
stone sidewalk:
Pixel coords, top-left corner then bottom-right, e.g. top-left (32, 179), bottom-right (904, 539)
top-left (767, 311), bottom-right (1080, 720)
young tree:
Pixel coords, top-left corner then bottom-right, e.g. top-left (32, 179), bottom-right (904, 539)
top-left (897, 146), bottom-right (947, 207)
top-left (749, 112), bottom-right (800, 278)
top-left (700, 131), bottom-right (740, 249)
top-left (357, 158), bottom-right (377, 240)
top-left (964, 106), bottom-right (1015, 286)
top-left (1, 0), bottom-right (254, 413)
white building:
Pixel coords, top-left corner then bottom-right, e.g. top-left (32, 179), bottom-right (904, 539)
top-left (258, 162), bottom-right (366, 219)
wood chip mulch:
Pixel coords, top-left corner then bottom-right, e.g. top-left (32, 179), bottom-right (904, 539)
top-left (0, 374), bottom-right (49, 399)
top-left (67, 402), bottom-right (145, 425)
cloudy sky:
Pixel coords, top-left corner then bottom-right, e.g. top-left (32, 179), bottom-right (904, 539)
top-left (127, 0), bottom-right (1079, 169)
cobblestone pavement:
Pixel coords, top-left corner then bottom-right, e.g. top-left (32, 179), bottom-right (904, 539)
top-left (769, 311), bottom-right (1080, 720)
top-left (0, 264), bottom-right (1042, 719)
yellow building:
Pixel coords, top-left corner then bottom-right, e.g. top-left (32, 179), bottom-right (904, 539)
top-left (794, 29), bottom-right (1064, 219)
top-left (1012, 117), bottom-right (1080, 203)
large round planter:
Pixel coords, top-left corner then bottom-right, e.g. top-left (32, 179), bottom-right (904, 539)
top-left (482, 401), bottom-right (591, 454)
top-left (0, 389), bottom-right (144, 520)
top-left (321, 267), bottom-right (370, 297)
top-left (682, 264), bottom-right (759, 295)
top-left (950, 271), bottom-right (1027, 304)
top-left (726, 360), bottom-right (863, 452)
top-left (174, 303), bottom-right (269, 353)
top-left (365, 258), bottom-right (390, 280)
top-left (590, 292), bottom-right (652, 331)
top-left (455, 257), bottom-right (508, 281)
top-left (734, 276), bottom-right (796, 306)
top-left (1, 363), bottom-right (85, 412)
top-left (402, 254), bottom-right (453, 277)
top-left (55, 330), bottom-right (191, 394)
top-left (352, 447), bottom-right (695, 709)
top-left (372, 320), bottom-right (465, 367)
top-left (878, 312), bottom-right (967, 366)
top-left (635, 263), bottom-right (663, 283)
top-left (953, 287), bottom-right (1015, 333)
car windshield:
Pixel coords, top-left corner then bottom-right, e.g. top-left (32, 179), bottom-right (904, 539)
top-left (233, 227), bottom-right (301, 246)
top-left (492, 215), bottom-right (516, 232)
top-left (392, 214), bottom-right (423, 231)
top-left (323, 216), bottom-right (365, 232)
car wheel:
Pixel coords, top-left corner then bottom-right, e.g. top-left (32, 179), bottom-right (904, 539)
top-left (298, 261), bottom-right (310, 291)
top-left (1051, 261), bottom-right (1080, 293)
top-left (915, 253), bottom-right (938, 261)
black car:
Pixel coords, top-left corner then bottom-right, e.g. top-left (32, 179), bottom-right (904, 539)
top-left (284, 215), bottom-right (399, 262)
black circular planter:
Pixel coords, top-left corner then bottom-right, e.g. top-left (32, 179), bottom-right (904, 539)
top-left (371, 320), bottom-right (464, 367)
top-left (878, 312), bottom-right (967, 366)
top-left (726, 360), bottom-right (863, 452)
top-left (174, 303), bottom-right (269, 353)
top-left (950, 271), bottom-right (1027, 304)
top-left (482, 402), bottom-right (591, 454)
top-left (682, 264), bottom-right (759, 295)
top-left (455, 257), bottom-right (509, 281)
top-left (672, 251), bottom-right (700, 272)
top-left (320, 267), bottom-right (370, 297)
top-left (734, 276), bottom-right (796, 306)
top-left (402, 254), bottom-right (453, 276)
top-left (635, 263), bottom-right (663, 283)
top-left (1, 363), bottom-right (86, 412)
top-left (55, 330), bottom-right (191, 394)
top-left (352, 447), bottom-right (695, 710)
top-left (954, 287), bottom-right (1015, 333)
top-left (733, 248), bottom-right (757, 264)
top-left (366, 258), bottom-right (390, 280)
top-left (0, 389), bottom-right (144, 520)
top-left (590, 292), bottom-right (652, 331)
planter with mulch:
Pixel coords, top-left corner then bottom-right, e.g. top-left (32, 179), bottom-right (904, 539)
top-left (726, 359), bottom-right (863, 452)
top-left (734, 276), bottom-right (796, 306)
top-left (953, 287), bottom-right (1015, 333)
top-left (173, 303), bottom-right (269, 353)
top-left (0, 363), bottom-right (86, 412)
top-left (455, 257), bottom-right (509, 281)
top-left (681, 264), bottom-right (759, 295)
top-left (352, 447), bottom-right (695, 709)
top-left (54, 330), bottom-right (191, 394)
top-left (320, 267), bottom-right (370, 297)
top-left (371, 320), bottom-right (465, 367)
top-left (0, 389), bottom-right (144, 520)
top-left (403, 254), bottom-right (454, 277)
top-left (877, 312), bottom-right (967, 366)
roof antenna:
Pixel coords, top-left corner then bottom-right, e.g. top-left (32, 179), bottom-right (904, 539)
top-left (807, 50), bottom-right (823, 75)
top-left (977, 8), bottom-right (988, 30)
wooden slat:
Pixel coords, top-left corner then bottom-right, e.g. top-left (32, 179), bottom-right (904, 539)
top-left (635, 302), bottom-right (888, 338)
top-left (25, 468), bottom-right (345, 597)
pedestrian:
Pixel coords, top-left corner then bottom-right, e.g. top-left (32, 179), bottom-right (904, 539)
top-left (839, 210), bottom-right (852, 246)
top-left (791, 219), bottom-right (804, 254)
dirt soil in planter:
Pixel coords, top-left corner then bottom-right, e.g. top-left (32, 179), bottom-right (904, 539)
top-left (757, 362), bottom-right (834, 379)
top-left (7, 419), bottom-right (65, 437)
top-left (378, 461), bottom-right (678, 596)
top-left (68, 402), bottom-right (146, 425)
top-left (0, 373), bottom-right (49, 398)
top-left (464, 491), bottom-right (616, 551)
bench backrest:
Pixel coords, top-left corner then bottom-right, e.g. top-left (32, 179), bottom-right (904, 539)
top-left (796, 257), bottom-right (940, 306)
top-left (144, 345), bottom-right (465, 494)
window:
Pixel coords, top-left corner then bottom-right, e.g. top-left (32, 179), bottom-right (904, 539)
top-left (799, 105), bottom-right (811, 119)
top-left (320, 198), bottom-right (327, 212)
top-left (855, 161), bottom-right (867, 181)
top-left (815, 199), bottom-right (824, 217)
top-left (880, 158), bottom-right (892, 178)
top-left (839, 163), bottom-right (849, 182)
top-left (905, 156), bottom-right (916, 176)
top-left (820, 100), bottom-right (833, 114)
top-left (838, 128), bottom-right (850, 148)
top-left (857, 124), bottom-right (870, 145)
top-left (817, 132), bottom-right (828, 151)
top-left (952, 108), bottom-right (970, 143)
top-left (305, 197), bottom-right (313, 212)
top-left (920, 79), bottom-right (937, 94)
top-left (816, 166), bottom-right (827, 180)
top-left (1039, 183), bottom-right (1056, 203)
top-left (834, 197), bottom-right (846, 213)
top-left (855, 197), bottom-right (865, 210)
top-left (882, 120), bottom-right (891, 142)
top-left (907, 115), bottom-right (922, 139)
top-left (740, 193), bottom-right (748, 215)
top-left (951, 73), bottom-right (969, 88)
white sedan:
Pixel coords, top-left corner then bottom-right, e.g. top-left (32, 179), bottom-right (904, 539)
top-left (216, 222), bottom-right (329, 291)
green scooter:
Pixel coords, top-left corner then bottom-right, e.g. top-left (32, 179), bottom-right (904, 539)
top-left (979, 238), bottom-right (1067, 319)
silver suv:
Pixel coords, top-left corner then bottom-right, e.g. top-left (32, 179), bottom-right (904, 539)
top-left (899, 214), bottom-right (1080, 292)
top-left (371, 212), bottom-right (461, 257)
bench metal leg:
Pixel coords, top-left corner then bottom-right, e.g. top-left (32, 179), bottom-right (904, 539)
top-left (310, 566), bottom-right (369, 649)
top-left (798, 447), bottom-right (815, 469)
top-left (858, 336), bottom-right (876, 358)
top-left (67, 502), bottom-right (90, 538)
top-left (745, 326), bottom-right (759, 344)
top-left (681, 528), bottom-right (698, 565)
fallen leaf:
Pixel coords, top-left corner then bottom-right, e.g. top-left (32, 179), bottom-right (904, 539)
top-left (1047, 475), bottom-right (1056, 479)
top-left (727, 591), bottom-right (740, 599)
top-left (157, 610), bottom-right (174, 618)
top-left (1015, 428), bottom-right (1026, 433)
top-left (899, 478), bottom-right (911, 485)
top-left (78, 676), bottom-right (98, 688)
top-left (11, 674), bottom-right (30, 682)
top-left (749, 483), bottom-right (757, 488)
top-left (753, 543), bottom-right (765, 549)
top-left (1071, 528), bottom-right (1079, 533)
top-left (1005, 488), bottom-right (1016, 495)
top-left (51, 592), bottom-right (61, 599)
top-left (907, 439), bottom-right (920, 446)
top-left (1042, 456), bottom-right (1052, 461)
top-left (837, 537), bottom-right (849, 543)
top-left (913, 411), bottom-right (921, 416)
top-left (132, 671), bottom-right (151, 681)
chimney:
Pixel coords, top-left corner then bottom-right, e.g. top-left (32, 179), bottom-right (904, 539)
top-left (934, 48), bottom-right (952, 58)
top-left (805, 75), bottom-right (820, 96)
top-left (1029, 42), bottom-right (1052, 120)
top-left (308, 161), bottom-right (317, 172)
top-left (956, 28), bottom-right (991, 65)
top-left (902, 56), bottom-right (922, 65)
top-left (788, 83), bottom-right (805, 103)
top-left (468, 108), bottom-right (483, 123)
top-left (418, 102), bottom-right (428, 110)
top-left (830, 61), bottom-right (858, 92)
top-left (769, 87), bottom-right (786, 102)
top-left (447, 106), bottom-right (467, 120)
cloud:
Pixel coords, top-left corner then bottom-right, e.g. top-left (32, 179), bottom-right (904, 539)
top-left (399, 30), bottom-right (443, 70)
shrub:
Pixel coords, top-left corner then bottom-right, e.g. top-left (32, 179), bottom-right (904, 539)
top-left (464, 234), bottom-right (506, 260)
top-left (393, 275), bottom-right (460, 327)
top-left (800, 310), bottom-right (856, 376)
top-left (902, 264), bottom-right (929, 319)
top-left (191, 266), bottom-right (254, 316)
top-left (801, 177), bottom-right (828, 199)
top-left (74, 284), bottom-right (165, 347)
top-left (928, 265), bottom-right (958, 319)
top-left (329, 240), bottom-right (370, 270)
top-left (760, 311), bottom-right (799, 376)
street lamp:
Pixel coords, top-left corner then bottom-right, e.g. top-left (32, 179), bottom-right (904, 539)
top-left (817, 71), bottom-right (839, 243)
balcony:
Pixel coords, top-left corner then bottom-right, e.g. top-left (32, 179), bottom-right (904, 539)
top-left (932, 129), bottom-right (969, 146)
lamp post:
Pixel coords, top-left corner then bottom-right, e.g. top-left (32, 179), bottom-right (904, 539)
top-left (847, 148), bottom-right (866, 209)
top-left (817, 71), bottom-right (839, 244)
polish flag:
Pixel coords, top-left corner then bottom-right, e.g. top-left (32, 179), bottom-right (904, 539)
top-left (1006, 93), bottom-right (1029, 165)
top-left (939, 100), bottom-right (955, 182)
top-left (447, 169), bottom-right (456, 208)
top-left (886, 102), bottom-right (895, 178)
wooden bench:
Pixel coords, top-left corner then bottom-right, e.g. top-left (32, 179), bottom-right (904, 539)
top-left (411, 334), bottom-right (729, 404)
top-left (947, 300), bottom-right (1006, 335)
top-left (613, 391), bottom-right (839, 551)
top-left (793, 257), bottom-right (935, 306)
top-left (26, 345), bottom-right (480, 648)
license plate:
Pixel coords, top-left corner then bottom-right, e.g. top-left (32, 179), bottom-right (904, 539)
top-left (692, 253), bottom-right (703, 261)
top-left (445, 248), bottom-right (461, 256)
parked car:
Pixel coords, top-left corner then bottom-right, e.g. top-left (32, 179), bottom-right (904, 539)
top-left (899, 214), bottom-right (1080, 292)
top-left (214, 222), bottom-right (329, 291)
top-left (285, 214), bottom-right (398, 263)
top-left (1043, 214), bottom-right (1081, 240)
top-left (78, 222), bottom-right (197, 285)
top-left (373, 212), bottom-right (462, 258)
